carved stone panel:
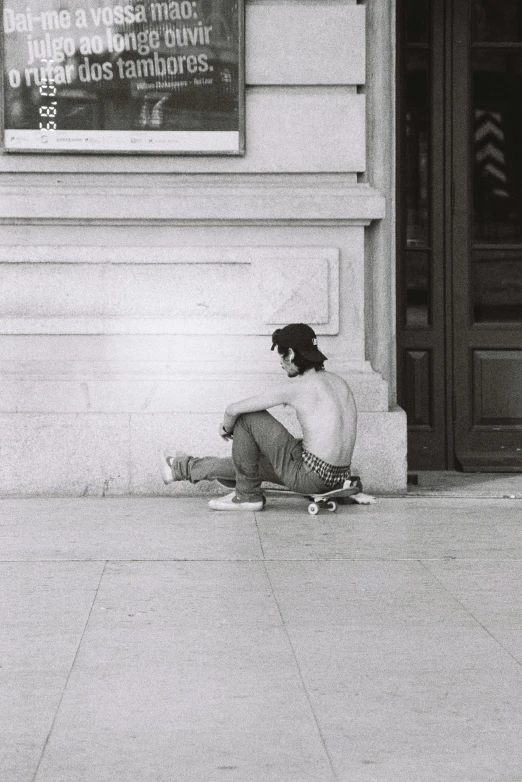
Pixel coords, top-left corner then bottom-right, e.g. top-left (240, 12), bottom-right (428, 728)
top-left (0, 246), bottom-right (340, 335)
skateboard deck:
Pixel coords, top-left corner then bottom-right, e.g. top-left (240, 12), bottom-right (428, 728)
top-left (265, 477), bottom-right (364, 514)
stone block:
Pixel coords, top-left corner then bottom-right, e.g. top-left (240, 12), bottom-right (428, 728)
top-left (351, 407), bottom-right (408, 493)
top-left (0, 369), bottom-right (389, 414)
top-left (246, 4), bottom-right (366, 86)
top-left (0, 380), bottom-right (89, 413)
top-left (246, 88), bottom-right (365, 173)
top-left (0, 415), bottom-right (130, 496)
top-left (0, 91), bottom-right (366, 175)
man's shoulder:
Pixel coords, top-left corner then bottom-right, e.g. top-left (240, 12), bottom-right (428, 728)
top-left (319, 370), bottom-right (350, 389)
top-left (316, 371), bottom-right (355, 404)
top-left (263, 379), bottom-right (296, 405)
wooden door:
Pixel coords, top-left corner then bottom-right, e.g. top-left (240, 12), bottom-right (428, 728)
top-left (398, 0), bottom-right (522, 470)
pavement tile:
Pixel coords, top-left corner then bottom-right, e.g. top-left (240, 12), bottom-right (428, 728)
top-left (0, 562), bottom-right (104, 782)
top-left (423, 559), bottom-right (522, 665)
top-left (258, 498), bottom-right (522, 560)
top-left (0, 499), bottom-right (262, 561)
top-left (34, 561), bottom-right (336, 782)
top-left (265, 560), bottom-right (522, 781)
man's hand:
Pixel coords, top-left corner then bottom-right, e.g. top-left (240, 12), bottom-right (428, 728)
top-left (219, 408), bottom-right (236, 440)
top-left (219, 423), bottom-right (233, 441)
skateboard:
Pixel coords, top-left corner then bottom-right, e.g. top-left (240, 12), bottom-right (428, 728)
top-left (264, 476), bottom-right (364, 515)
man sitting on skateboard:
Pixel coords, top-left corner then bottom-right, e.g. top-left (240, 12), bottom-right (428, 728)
top-left (161, 323), bottom-right (359, 511)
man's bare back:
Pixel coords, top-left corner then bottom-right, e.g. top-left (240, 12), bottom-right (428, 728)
top-left (289, 370), bottom-right (357, 466)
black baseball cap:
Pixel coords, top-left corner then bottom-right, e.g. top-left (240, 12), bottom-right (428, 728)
top-left (271, 323), bottom-right (327, 363)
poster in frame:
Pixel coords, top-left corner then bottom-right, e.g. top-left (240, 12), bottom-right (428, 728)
top-left (1, 0), bottom-right (244, 154)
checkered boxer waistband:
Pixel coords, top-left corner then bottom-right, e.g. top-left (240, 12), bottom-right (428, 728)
top-left (301, 449), bottom-right (351, 488)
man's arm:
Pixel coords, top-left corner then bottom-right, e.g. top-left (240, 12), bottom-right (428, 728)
top-left (222, 385), bottom-right (294, 432)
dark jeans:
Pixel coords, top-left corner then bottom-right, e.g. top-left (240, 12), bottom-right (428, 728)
top-left (179, 411), bottom-right (331, 501)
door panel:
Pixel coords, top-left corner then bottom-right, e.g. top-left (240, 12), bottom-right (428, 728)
top-left (404, 349), bottom-right (433, 427)
top-left (397, 0), bottom-right (447, 469)
top-left (453, 0), bottom-right (522, 470)
top-left (473, 350), bottom-right (522, 424)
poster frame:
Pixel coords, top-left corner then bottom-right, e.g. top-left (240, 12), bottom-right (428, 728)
top-left (0, 0), bottom-right (245, 155)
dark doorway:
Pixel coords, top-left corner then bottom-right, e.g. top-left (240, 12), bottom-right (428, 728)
top-left (397, 0), bottom-right (522, 470)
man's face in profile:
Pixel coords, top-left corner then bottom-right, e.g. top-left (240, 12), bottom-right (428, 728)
top-left (279, 349), bottom-right (299, 378)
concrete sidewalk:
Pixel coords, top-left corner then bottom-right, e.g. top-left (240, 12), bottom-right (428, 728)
top-left (1, 495), bottom-right (521, 782)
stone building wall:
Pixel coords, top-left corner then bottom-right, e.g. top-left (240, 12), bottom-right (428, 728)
top-left (0, 0), bottom-right (407, 495)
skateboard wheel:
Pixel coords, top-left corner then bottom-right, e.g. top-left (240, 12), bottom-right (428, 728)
top-left (327, 500), bottom-right (338, 512)
top-left (308, 502), bottom-right (319, 515)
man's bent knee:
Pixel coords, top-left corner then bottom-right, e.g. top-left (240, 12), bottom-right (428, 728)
top-left (234, 411), bottom-right (272, 431)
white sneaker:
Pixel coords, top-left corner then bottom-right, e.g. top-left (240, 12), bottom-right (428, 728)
top-left (160, 450), bottom-right (189, 484)
top-left (208, 491), bottom-right (264, 511)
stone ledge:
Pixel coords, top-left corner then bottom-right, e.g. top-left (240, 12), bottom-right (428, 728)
top-left (0, 177), bottom-right (385, 223)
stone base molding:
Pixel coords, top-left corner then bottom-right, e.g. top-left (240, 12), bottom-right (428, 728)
top-left (0, 407), bottom-right (406, 497)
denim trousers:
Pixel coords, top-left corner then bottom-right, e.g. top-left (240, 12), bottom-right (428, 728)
top-left (178, 411), bottom-right (331, 501)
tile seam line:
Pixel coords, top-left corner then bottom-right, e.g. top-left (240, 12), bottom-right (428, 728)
top-left (419, 560), bottom-right (522, 672)
top-left (31, 560), bottom-right (108, 782)
top-left (253, 510), bottom-right (267, 559)
top-left (2, 557), bottom-right (522, 563)
top-left (261, 560), bottom-right (340, 782)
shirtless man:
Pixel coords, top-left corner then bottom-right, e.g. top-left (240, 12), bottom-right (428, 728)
top-left (161, 323), bottom-right (358, 511)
